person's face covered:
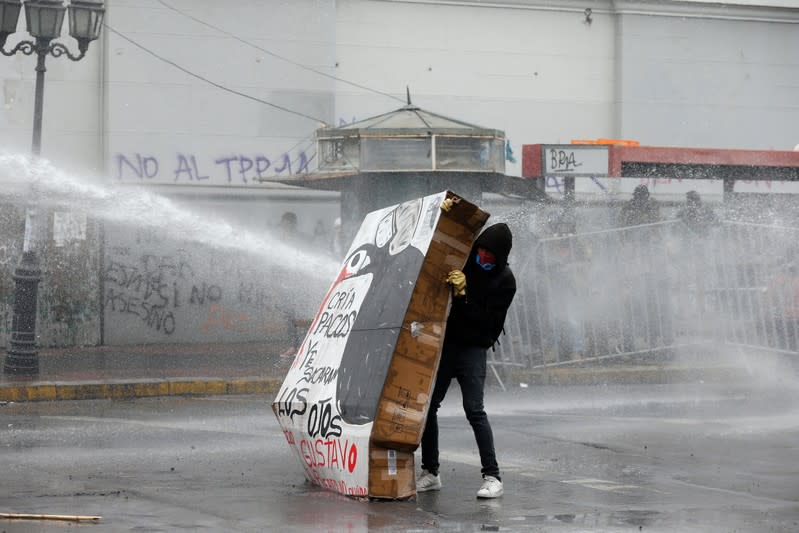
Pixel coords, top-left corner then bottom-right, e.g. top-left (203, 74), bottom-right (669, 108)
top-left (633, 186), bottom-right (649, 201)
top-left (475, 247), bottom-right (497, 271)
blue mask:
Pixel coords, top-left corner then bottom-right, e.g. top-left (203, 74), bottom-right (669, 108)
top-left (475, 252), bottom-right (495, 271)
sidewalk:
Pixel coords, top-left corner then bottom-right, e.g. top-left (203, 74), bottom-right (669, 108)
top-left (0, 342), bottom-right (292, 402)
top-left (0, 342), bottom-right (752, 402)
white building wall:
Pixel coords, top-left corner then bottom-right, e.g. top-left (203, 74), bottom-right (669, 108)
top-left (0, 15), bottom-right (103, 173)
top-left (617, 7), bottom-right (799, 149)
top-left (0, 0), bottom-right (796, 179)
top-left (0, 0), bottom-right (797, 346)
top-left (105, 0), bottom-right (337, 187)
top-left (334, 0), bottom-right (617, 177)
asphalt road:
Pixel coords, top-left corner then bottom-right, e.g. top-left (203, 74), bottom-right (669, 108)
top-left (1, 382), bottom-right (798, 532)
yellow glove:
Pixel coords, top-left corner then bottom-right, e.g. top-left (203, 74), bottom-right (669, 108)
top-left (446, 270), bottom-right (467, 298)
top-left (440, 197), bottom-right (460, 212)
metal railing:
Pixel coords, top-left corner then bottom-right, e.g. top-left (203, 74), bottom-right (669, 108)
top-left (490, 220), bottom-right (799, 382)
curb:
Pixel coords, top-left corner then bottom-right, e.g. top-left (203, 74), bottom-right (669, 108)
top-left (0, 366), bottom-right (751, 402)
top-left (0, 377), bottom-right (283, 402)
top-left (512, 365), bottom-right (750, 386)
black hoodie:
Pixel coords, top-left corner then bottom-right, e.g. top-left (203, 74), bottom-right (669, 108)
top-left (444, 223), bottom-right (517, 349)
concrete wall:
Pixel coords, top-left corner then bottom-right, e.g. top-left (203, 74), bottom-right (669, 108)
top-left (106, 0), bottom-right (337, 186)
top-left (334, 0), bottom-right (617, 177)
top-left (0, 0), bottom-right (342, 347)
top-left (0, 8), bottom-right (104, 172)
top-left (616, 6), bottom-right (799, 149)
top-left (0, 200), bottom-right (102, 348)
top-left (334, 0), bottom-right (799, 177)
top-left (1, 1), bottom-right (795, 175)
top-left (1, 0), bottom-right (797, 347)
top-left (101, 190), bottom-right (340, 345)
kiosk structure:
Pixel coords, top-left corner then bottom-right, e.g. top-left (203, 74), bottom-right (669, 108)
top-left (273, 190), bottom-right (488, 499)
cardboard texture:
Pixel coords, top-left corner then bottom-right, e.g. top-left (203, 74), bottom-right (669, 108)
top-left (272, 191), bottom-right (488, 499)
top-left (368, 447), bottom-right (416, 500)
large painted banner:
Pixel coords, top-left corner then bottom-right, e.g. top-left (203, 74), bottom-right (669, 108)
top-left (272, 190), bottom-right (488, 499)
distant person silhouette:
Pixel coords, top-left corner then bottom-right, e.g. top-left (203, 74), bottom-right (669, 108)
top-left (617, 185), bottom-right (672, 354)
top-left (618, 184), bottom-right (660, 227)
top-left (279, 211), bottom-right (299, 240)
top-left (676, 190), bottom-right (717, 236)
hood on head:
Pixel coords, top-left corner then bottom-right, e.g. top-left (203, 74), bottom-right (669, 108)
top-left (473, 223), bottom-right (513, 267)
top-left (633, 184), bottom-right (649, 201)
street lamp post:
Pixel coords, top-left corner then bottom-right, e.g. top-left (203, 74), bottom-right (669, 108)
top-left (1, 0), bottom-right (104, 375)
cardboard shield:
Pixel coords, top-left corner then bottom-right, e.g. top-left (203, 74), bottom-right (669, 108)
top-left (272, 191), bottom-right (489, 499)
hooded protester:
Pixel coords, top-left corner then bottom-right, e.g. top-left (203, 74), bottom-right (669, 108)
top-left (417, 222), bottom-right (516, 499)
top-left (618, 184), bottom-right (661, 227)
top-left (676, 190), bottom-right (717, 236)
top-left (617, 185), bottom-right (672, 353)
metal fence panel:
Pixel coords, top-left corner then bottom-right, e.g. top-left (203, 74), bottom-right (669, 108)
top-left (491, 219), bottom-right (799, 373)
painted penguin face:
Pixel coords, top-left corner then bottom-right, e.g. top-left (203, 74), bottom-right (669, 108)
top-left (344, 247), bottom-right (372, 277)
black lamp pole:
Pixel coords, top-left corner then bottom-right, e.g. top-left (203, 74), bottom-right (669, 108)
top-left (1, 0), bottom-right (104, 375)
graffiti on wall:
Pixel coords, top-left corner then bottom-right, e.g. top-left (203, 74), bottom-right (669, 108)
top-left (0, 238), bottom-right (18, 340)
top-left (0, 240), bottom-right (17, 266)
top-left (114, 151), bottom-right (310, 184)
top-left (0, 203), bottom-right (23, 320)
top-left (0, 238), bottom-right (17, 338)
top-left (104, 252), bottom-right (271, 339)
top-left (40, 230), bottom-right (100, 345)
top-left (104, 256), bottom-right (276, 337)
top-left (0, 205), bottom-right (101, 347)
top-left (103, 251), bottom-right (195, 336)
top-left (101, 224), bottom-right (317, 345)
top-left (273, 192), bottom-right (443, 496)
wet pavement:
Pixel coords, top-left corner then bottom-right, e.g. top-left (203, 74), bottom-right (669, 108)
top-left (1, 383), bottom-right (798, 532)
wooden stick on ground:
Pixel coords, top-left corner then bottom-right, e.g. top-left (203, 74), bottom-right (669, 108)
top-left (0, 512), bottom-right (101, 522)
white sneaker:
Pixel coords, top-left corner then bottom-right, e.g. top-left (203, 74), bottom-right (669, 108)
top-left (476, 475), bottom-right (503, 498)
top-left (416, 469), bottom-right (442, 492)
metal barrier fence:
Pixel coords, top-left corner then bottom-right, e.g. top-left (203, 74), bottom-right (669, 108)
top-left (490, 220), bottom-right (799, 384)
top-left (705, 222), bottom-right (799, 356)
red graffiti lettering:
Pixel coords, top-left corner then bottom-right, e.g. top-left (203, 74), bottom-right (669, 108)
top-left (315, 477), bottom-right (368, 497)
top-left (298, 438), bottom-right (358, 473)
top-left (347, 442), bottom-right (357, 473)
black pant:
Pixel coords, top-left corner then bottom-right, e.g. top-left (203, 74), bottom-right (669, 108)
top-left (421, 341), bottom-right (500, 479)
